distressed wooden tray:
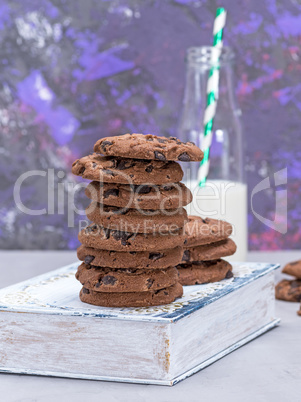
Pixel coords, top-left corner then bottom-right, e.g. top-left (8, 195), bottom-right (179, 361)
top-left (0, 262), bottom-right (280, 385)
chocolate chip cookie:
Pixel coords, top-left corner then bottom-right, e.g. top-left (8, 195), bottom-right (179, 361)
top-left (76, 263), bottom-right (178, 293)
top-left (185, 216), bottom-right (233, 247)
top-left (177, 259), bottom-right (233, 286)
top-left (85, 181), bottom-right (193, 210)
top-left (77, 245), bottom-right (183, 269)
top-left (72, 154), bottom-right (183, 184)
top-left (85, 201), bottom-right (187, 233)
top-left (182, 238), bottom-right (237, 263)
top-left (275, 279), bottom-right (301, 302)
top-left (282, 260), bottom-right (301, 279)
top-left (79, 282), bottom-right (183, 307)
top-left (78, 223), bottom-right (186, 251)
top-left (94, 133), bottom-right (204, 162)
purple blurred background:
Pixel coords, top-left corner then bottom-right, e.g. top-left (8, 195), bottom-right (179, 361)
top-left (0, 0), bottom-right (300, 250)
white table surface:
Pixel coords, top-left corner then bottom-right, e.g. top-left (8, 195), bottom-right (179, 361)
top-left (0, 250), bottom-right (300, 402)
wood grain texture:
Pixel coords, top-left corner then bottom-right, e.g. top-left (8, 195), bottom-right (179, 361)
top-left (0, 313), bottom-right (170, 380)
top-left (169, 272), bottom-right (276, 378)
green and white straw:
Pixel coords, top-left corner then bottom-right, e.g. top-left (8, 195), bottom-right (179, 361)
top-left (198, 7), bottom-right (227, 187)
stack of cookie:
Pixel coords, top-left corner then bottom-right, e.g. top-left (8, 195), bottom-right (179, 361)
top-left (72, 133), bottom-right (203, 307)
top-left (276, 261), bottom-right (301, 313)
top-left (177, 216), bottom-right (237, 286)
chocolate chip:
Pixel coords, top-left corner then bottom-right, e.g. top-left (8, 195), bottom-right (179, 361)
top-left (145, 165), bottom-right (153, 173)
top-left (182, 250), bottom-right (190, 261)
top-left (113, 159), bottom-right (135, 170)
top-left (146, 137), bottom-right (154, 141)
top-left (149, 252), bottom-right (163, 261)
top-left (136, 185), bottom-right (152, 194)
top-left (122, 235), bottom-right (134, 246)
top-left (85, 224), bottom-right (98, 233)
top-left (146, 278), bottom-right (155, 289)
top-left (129, 251), bottom-right (137, 255)
top-left (92, 162), bottom-right (97, 168)
top-left (162, 185), bottom-right (173, 191)
top-left (157, 138), bottom-right (166, 143)
top-left (79, 166), bottom-right (86, 175)
top-left (102, 275), bottom-right (117, 285)
top-left (82, 288), bottom-right (90, 294)
top-left (101, 140), bottom-right (113, 151)
top-left (164, 291), bottom-right (168, 295)
top-left (104, 188), bottom-right (119, 198)
top-left (225, 270), bottom-right (234, 279)
top-left (169, 136), bottom-right (181, 144)
top-left (84, 255), bottom-right (95, 264)
top-left (178, 152), bottom-right (191, 161)
top-left (103, 169), bottom-right (115, 176)
top-left (103, 227), bottom-right (111, 239)
top-left (121, 237), bottom-right (132, 246)
top-left (115, 160), bottom-right (127, 170)
top-left (112, 230), bottom-right (134, 246)
top-left (154, 151), bottom-right (166, 161)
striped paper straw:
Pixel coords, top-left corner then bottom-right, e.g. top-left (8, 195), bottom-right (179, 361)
top-left (198, 7), bottom-right (227, 187)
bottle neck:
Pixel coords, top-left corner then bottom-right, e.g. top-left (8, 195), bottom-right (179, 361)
top-left (179, 47), bottom-right (245, 185)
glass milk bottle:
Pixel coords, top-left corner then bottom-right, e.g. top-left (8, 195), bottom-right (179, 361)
top-left (178, 46), bottom-right (247, 261)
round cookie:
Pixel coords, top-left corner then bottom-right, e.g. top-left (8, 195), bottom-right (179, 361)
top-left (79, 282), bottom-right (183, 307)
top-left (185, 216), bottom-right (233, 247)
top-left (275, 279), bottom-right (301, 302)
top-left (93, 133), bottom-right (204, 162)
top-left (182, 238), bottom-right (237, 263)
top-left (76, 263), bottom-right (178, 293)
top-left (85, 181), bottom-right (193, 210)
top-left (85, 201), bottom-right (187, 233)
top-left (72, 154), bottom-right (183, 185)
top-left (282, 260), bottom-right (301, 279)
top-left (78, 223), bottom-right (186, 252)
top-left (176, 259), bottom-right (233, 286)
top-left (77, 245), bottom-right (183, 269)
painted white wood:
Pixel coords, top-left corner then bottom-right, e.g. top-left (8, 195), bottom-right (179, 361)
top-left (171, 318), bottom-right (280, 386)
top-left (0, 313), bottom-right (170, 381)
top-left (0, 319), bottom-right (279, 387)
top-left (169, 272), bottom-right (276, 379)
top-left (0, 262), bottom-right (279, 385)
